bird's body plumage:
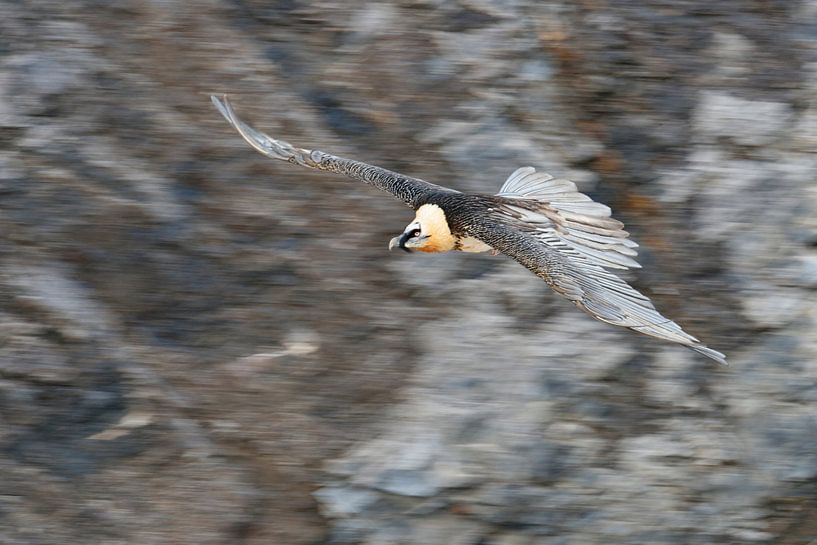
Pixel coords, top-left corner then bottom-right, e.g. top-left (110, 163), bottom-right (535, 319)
top-left (211, 95), bottom-right (727, 365)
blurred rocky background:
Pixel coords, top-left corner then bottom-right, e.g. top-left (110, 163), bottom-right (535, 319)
top-left (1, 1), bottom-right (816, 544)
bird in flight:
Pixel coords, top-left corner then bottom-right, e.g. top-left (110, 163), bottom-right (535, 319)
top-left (211, 95), bottom-right (726, 365)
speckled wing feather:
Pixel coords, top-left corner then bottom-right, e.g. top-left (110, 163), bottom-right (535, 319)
top-left (211, 95), bottom-right (455, 207)
top-left (471, 169), bottom-right (727, 365)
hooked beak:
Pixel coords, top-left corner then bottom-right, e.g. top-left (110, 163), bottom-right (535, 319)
top-left (388, 233), bottom-right (412, 252)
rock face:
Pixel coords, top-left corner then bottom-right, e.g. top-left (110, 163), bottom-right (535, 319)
top-left (1, 1), bottom-right (816, 544)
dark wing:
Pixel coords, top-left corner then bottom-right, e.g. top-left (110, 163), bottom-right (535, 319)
top-left (468, 167), bottom-right (726, 365)
top-left (211, 95), bottom-right (455, 207)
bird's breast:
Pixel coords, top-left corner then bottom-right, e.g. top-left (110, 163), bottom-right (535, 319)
top-left (456, 236), bottom-right (492, 253)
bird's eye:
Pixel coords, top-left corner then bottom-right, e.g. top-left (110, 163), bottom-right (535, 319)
top-left (410, 229), bottom-right (421, 238)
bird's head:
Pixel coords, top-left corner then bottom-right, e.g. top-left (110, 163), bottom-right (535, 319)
top-left (389, 221), bottom-right (427, 252)
top-left (388, 204), bottom-right (456, 253)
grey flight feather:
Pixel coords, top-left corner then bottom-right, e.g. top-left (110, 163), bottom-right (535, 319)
top-left (211, 95), bottom-right (453, 207)
top-left (493, 167), bottom-right (641, 271)
top-left (211, 96), bottom-right (727, 366)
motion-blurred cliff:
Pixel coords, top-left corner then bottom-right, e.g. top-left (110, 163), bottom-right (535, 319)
top-left (1, 1), bottom-right (816, 544)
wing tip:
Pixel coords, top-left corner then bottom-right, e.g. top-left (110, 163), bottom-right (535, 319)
top-left (210, 94), bottom-right (235, 124)
top-left (209, 94), bottom-right (293, 160)
top-left (691, 344), bottom-right (728, 366)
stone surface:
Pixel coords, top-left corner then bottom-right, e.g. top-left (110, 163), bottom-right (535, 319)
top-left (693, 92), bottom-right (793, 147)
top-left (1, 1), bottom-right (816, 544)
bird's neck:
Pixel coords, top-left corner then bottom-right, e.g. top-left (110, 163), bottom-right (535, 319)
top-left (414, 204), bottom-right (456, 253)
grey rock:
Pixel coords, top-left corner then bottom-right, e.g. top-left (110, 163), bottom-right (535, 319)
top-left (693, 91), bottom-right (793, 147)
top-left (792, 254), bottom-right (817, 288)
top-left (740, 284), bottom-right (809, 329)
top-left (742, 411), bottom-right (817, 482)
top-left (0, 52), bottom-right (87, 124)
top-left (373, 468), bottom-right (440, 498)
top-left (399, 515), bottom-right (485, 545)
top-left (315, 486), bottom-right (380, 518)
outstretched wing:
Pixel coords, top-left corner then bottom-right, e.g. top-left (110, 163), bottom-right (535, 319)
top-left (469, 167), bottom-right (726, 365)
top-left (211, 95), bottom-right (455, 207)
